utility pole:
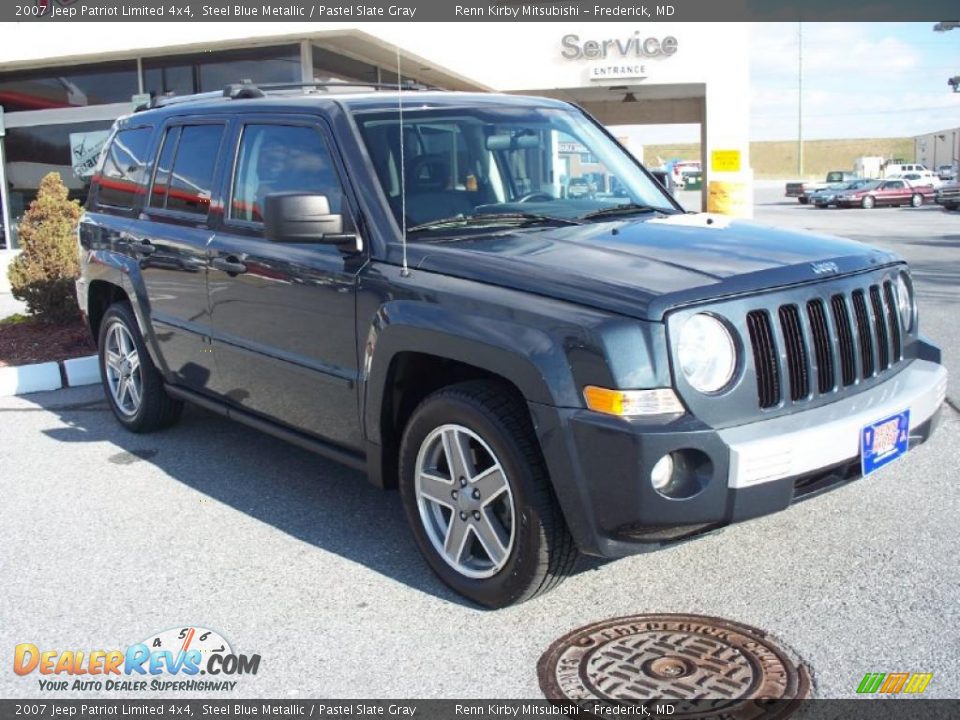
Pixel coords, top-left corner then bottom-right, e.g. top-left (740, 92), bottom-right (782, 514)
top-left (798, 21), bottom-right (804, 177)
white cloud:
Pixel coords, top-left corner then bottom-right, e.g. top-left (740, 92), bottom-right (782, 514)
top-left (749, 23), bottom-right (952, 140)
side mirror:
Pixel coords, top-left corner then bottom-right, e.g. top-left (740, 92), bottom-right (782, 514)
top-left (263, 193), bottom-right (356, 246)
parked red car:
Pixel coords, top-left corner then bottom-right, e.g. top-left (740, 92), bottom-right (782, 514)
top-left (834, 179), bottom-right (935, 209)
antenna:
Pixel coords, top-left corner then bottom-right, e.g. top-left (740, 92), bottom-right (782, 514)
top-left (397, 46), bottom-right (410, 278)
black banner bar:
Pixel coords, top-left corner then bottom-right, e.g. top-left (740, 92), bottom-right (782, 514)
top-left (3, 0), bottom-right (959, 22)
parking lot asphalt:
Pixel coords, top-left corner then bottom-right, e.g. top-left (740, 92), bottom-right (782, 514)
top-left (1, 190), bottom-right (958, 700)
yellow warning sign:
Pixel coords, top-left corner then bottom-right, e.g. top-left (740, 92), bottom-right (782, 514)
top-left (711, 150), bottom-right (742, 173)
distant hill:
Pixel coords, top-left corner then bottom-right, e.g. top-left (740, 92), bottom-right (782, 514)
top-left (644, 138), bottom-right (915, 180)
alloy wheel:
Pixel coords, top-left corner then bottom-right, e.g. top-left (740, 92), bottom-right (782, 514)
top-left (414, 424), bottom-right (516, 579)
top-left (104, 322), bottom-right (143, 417)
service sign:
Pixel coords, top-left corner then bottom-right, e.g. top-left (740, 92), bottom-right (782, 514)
top-left (69, 130), bottom-right (111, 179)
top-left (589, 65), bottom-right (647, 81)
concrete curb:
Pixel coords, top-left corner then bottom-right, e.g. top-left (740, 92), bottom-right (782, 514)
top-left (63, 355), bottom-right (100, 387)
top-left (0, 354), bottom-right (99, 397)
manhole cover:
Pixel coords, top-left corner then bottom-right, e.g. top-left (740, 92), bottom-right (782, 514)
top-left (538, 614), bottom-right (811, 719)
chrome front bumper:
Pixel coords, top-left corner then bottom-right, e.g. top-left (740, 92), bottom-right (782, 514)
top-left (720, 360), bottom-right (947, 489)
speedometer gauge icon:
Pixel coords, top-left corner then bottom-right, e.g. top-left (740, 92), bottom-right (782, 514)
top-left (140, 626), bottom-right (233, 667)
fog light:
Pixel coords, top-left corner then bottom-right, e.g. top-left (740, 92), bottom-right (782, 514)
top-left (651, 448), bottom-right (713, 499)
top-left (650, 454), bottom-right (674, 490)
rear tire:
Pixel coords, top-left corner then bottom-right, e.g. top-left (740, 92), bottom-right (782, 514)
top-left (798, 197), bottom-right (809, 205)
top-left (398, 380), bottom-right (577, 608)
top-left (98, 302), bottom-right (183, 433)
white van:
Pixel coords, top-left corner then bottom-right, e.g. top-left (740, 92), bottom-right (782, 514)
top-left (883, 162), bottom-right (928, 177)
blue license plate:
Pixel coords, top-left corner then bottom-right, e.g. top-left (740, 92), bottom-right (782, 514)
top-left (861, 410), bottom-right (910, 476)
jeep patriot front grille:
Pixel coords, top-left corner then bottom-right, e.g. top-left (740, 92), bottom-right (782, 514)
top-left (746, 279), bottom-right (904, 409)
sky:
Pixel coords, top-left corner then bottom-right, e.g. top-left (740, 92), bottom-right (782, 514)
top-left (751, 22), bottom-right (959, 141)
top-left (628, 22), bottom-right (959, 145)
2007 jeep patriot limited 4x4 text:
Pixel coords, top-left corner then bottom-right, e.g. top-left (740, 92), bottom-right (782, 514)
top-left (77, 83), bottom-right (946, 607)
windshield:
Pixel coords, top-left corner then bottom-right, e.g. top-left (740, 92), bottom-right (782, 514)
top-left (354, 105), bottom-right (677, 233)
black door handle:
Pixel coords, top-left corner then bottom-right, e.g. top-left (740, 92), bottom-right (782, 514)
top-left (129, 239), bottom-right (156, 255)
top-left (212, 256), bottom-right (247, 275)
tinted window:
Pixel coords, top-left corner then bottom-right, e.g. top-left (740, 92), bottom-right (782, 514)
top-left (97, 127), bottom-right (153, 209)
top-left (143, 45), bottom-right (299, 97)
top-left (0, 60), bottom-right (138, 113)
top-left (150, 127), bottom-right (180, 209)
top-left (230, 124), bottom-right (342, 223)
top-left (150, 125), bottom-right (224, 215)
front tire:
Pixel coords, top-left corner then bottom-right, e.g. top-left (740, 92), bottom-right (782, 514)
top-left (99, 302), bottom-right (183, 433)
top-left (861, 195), bottom-right (875, 209)
top-left (399, 381), bottom-right (577, 608)
top-left (911, 193), bottom-right (923, 207)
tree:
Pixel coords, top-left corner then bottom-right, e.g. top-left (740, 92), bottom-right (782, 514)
top-left (7, 172), bottom-right (83, 324)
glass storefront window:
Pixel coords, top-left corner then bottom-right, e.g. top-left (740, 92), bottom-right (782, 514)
top-left (143, 45), bottom-right (300, 97)
top-left (0, 61), bottom-right (138, 113)
top-left (4, 120), bottom-right (114, 211)
top-left (312, 46), bottom-right (379, 85)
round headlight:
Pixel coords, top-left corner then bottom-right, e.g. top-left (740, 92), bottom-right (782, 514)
top-left (896, 272), bottom-right (915, 332)
top-left (677, 314), bottom-right (737, 393)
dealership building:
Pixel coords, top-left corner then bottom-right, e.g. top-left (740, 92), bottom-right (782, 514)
top-left (0, 23), bottom-right (752, 243)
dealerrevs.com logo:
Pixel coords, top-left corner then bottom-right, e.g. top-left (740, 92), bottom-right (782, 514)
top-left (14, 627), bottom-right (261, 692)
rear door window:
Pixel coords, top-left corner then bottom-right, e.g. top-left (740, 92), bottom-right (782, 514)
top-left (149, 123), bottom-right (225, 216)
top-left (150, 126), bottom-right (180, 209)
top-left (97, 127), bottom-right (153, 210)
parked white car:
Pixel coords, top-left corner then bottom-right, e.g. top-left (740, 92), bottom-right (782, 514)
top-left (891, 171), bottom-right (942, 189)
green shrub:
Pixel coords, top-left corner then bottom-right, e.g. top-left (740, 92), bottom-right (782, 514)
top-left (7, 172), bottom-right (83, 324)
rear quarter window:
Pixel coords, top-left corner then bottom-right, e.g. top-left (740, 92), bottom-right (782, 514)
top-left (95, 127), bottom-right (154, 210)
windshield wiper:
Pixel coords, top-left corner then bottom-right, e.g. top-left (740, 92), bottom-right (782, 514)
top-left (407, 212), bottom-right (583, 233)
top-left (580, 203), bottom-right (666, 220)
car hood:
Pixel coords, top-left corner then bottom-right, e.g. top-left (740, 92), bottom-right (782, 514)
top-left (405, 213), bottom-right (901, 321)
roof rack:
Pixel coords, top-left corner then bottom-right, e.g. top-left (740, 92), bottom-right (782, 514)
top-left (134, 90), bottom-right (225, 112)
top-left (134, 80), bottom-right (437, 111)
top-left (222, 80), bottom-right (436, 97)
